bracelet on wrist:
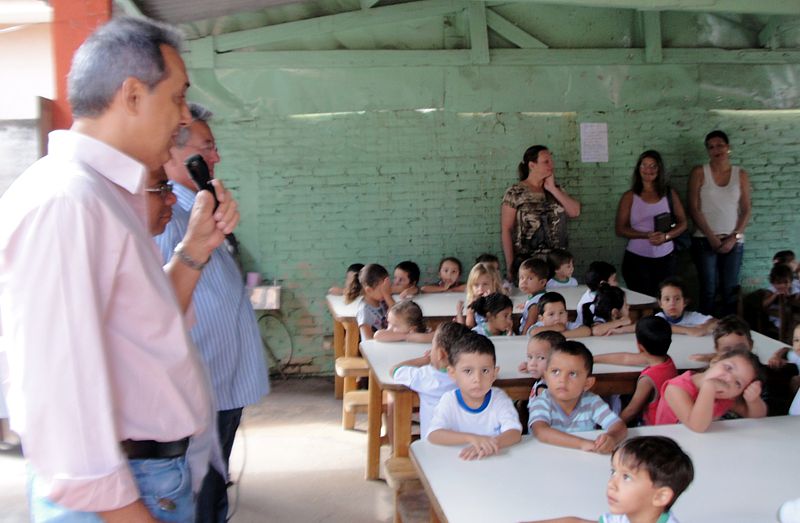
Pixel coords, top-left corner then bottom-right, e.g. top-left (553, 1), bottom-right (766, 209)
top-left (173, 242), bottom-right (209, 271)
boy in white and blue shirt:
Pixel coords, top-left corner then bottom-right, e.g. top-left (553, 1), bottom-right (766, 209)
top-left (391, 322), bottom-right (470, 437)
top-left (428, 332), bottom-right (522, 460)
top-left (656, 277), bottom-right (717, 336)
top-left (546, 248), bottom-right (579, 289)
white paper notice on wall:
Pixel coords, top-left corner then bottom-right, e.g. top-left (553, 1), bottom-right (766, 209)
top-left (580, 122), bottom-right (609, 163)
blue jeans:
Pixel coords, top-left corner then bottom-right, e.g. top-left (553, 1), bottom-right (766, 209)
top-left (195, 408), bottom-right (242, 523)
top-left (691, 237), bottom-right (744, 316)
top-left (29, 456), bottom-right (193, 522)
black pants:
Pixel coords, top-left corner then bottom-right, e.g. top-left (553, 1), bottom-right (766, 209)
top-left (196, 407), bottom-right (243, 523)
top-left (621, 250), bottom-right (676, 299)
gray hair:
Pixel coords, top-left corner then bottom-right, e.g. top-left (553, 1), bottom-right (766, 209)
top-left (174, 102), bottom-right (214, 147)
top-left (68, 16), bottom-right (184, 118)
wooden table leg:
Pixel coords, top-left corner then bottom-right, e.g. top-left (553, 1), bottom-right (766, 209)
top-left (333, 319), bottom-right (345, 399)
top-left (392, 390), bottom-right (413, 458)
top-left (342, 320), bottom-right (360, 394)
top-left (366, 369), bottom-right (382, 480)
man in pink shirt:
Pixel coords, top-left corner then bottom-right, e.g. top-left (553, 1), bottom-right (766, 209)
top-left (0, 16), bottom-right (239, 522)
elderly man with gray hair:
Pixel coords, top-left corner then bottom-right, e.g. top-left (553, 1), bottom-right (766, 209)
top-left (155, 103), bottom-right (269, 523)
top-left (0, 17), bottom-right (239, 522)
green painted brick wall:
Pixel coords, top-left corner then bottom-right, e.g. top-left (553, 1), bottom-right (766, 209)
top-left (205, 94), bottom-right (799, 374)
top-left (182, 5), bottom-right (800, 374)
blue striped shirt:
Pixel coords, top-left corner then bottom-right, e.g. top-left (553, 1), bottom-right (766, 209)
top-left (154, 183), bottom-right (269, 411)
top-left (528, 389), bottom-right (619, 433)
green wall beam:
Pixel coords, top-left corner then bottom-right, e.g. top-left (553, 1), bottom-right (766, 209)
top-left (206, 48), bottom-right (800, 68)
top-left (485, 8), bottom-right (549, 48)
top-left (490, 0), bottom-right (800, 16)
top-left (643, 11), bottom-right (662, 63)
top-left (201, 0), bottom-right (467, 52)
top-left (469, 2), bottom-right (490, 64)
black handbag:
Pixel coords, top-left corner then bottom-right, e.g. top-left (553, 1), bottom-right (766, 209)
top-left (665, 187), bottom-right (692, 251)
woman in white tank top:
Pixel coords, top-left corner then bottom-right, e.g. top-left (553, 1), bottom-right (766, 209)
top-left (687, 130), bottom-right (752, 316)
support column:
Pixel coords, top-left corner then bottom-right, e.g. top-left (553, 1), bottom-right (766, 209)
top-left (51, 0), bottom-right (111, 131)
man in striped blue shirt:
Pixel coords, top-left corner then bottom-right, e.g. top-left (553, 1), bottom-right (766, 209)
top-left (155, 103), bottom-right (270, 523)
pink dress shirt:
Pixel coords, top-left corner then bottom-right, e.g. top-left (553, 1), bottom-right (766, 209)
top-left (0, 131), bottom-right (213, 511)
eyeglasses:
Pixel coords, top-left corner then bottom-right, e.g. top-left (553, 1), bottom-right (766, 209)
top-left (145, 183), bottom-right (174, 199)
top-left (185, 142), bottom-right (218, 154)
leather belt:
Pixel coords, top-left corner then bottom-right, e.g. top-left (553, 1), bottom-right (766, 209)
top-left (121, 438), bottom-right (190, 460)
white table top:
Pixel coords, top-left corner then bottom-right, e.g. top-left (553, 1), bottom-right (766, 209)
top-left (327, 285), bottom-right (656, 320)
top-left (411, 415), bottom-right (800, 523)
top-left (361, 331), bottom-right (787, 389)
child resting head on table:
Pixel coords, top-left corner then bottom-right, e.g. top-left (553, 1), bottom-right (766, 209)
top-left (575, 260), bottom-right (618, 326)
top-left (390, 321), bottom-right (471, 438)
top-left (768, 324), bottom-right (800, 398)
top-left (421, 256), bottom-right (466, 293)
top-left (391, 260), bottom-right (421, 299)
top-left (656, 277), bottom-right (717, 336)
top-left (517, 257), bottom-right (550, 335)
top-left (470, 293), bottom-right (514, 337)
top-left (328, 262), bottom-right (364, 304)
top-left (528, 292), bottom-right (592, 338)
top-left (528, 340), bottom-right (628, 454)
top-left (654, 347), bottom-right (767, 431)
top-left (689, 314), bottom-right (753, 363)
top-left (527, 436), bottom-right (695, 523)
top-left (457, 261), bottom-right (505, 328)
top-left (594, 316), bottom-right (677, 426)
top-left (519, 330), bottom-right (567, 399)
top-left (584, 283), bottom-right (635, 337)
top-left (374, 300), bottom-right (434, 343)
top-left (427, 331), bottom-right (522, 459)
top-left (356, 263), bottom-right (395, 340)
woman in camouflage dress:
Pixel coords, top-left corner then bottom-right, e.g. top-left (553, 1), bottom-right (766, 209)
top-left (501, 145), bottom-right (581, 282)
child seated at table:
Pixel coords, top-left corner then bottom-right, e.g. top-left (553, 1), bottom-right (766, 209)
top-left (594, 316), bottom-right (677, 425)
top-left (773, 249), bottom-right (800, 293)
top-left (390, 322), bottom-right (471, 437)
top-left (457, 262), bottom-right (505, 327)
top-left (656, 277), bottom-right (717, 336)
top-left (528, 340), bottom-right (627, 453)
top-left (654, 347), bottom-right (767, 431)
top-left (475, 252), bottom-right (501, 273)
top-left (576, 261), bottom-right (618, 326)
top-left (374, 301), bottom-right (435, 343)
top-left (328, 263), bottom-right (364, 304)
top-left (470, 293), bottom-right (514, 337)
top-left (689, 314), bottom-right (753, 363)
top-left (391, 260), bottom-right (421, 298)
top-left (421, 257), bottom-right (466, 293)
top-left (768, 323), bottom-right (800, 397)
top-left (355, 264), bottom-right (395, 340)
top-left (517, 258), bottom-right (550, 335)
top-left (528, 436), bottom-right (695, 523)
top-left (546, 248), bottom-right (578, 289)
top-left (528, 292), bottom-right (592, 338)
top-left (583, 283), bottom-right (635, 336)
top-left (519, 331), bottom-right (567, 398)
top-left (427, 332), bottom-right (523, 459)
top-left (762, 263), bottom-right (799, 329)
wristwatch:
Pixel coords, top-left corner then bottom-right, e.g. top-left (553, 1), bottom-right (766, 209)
top-left (665, 233), bottom-right (671, 241)
top-left (734, 231), bottom-right (744, 240)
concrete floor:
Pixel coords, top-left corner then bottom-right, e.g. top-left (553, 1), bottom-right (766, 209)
top-left (0, 377), bottom-right (396, 523)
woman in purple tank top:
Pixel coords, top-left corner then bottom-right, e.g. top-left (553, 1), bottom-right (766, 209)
top-left (615, 150), bottom-right (688, 297)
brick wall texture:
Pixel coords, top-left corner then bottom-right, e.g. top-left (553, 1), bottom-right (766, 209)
top-left (208, 106), bottom-right (799, 373)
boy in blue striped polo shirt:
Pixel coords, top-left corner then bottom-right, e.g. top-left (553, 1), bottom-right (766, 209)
top-left (529, 340), bottom-right (627, 453)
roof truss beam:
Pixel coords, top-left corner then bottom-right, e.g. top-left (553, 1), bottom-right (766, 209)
top-left (477, 0), bottom-right (800, 16)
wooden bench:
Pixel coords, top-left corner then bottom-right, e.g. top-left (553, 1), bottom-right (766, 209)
top-left (385, 457), bottom-right (432, 523)
top-left (336, 356), bottom-right (370, 429)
